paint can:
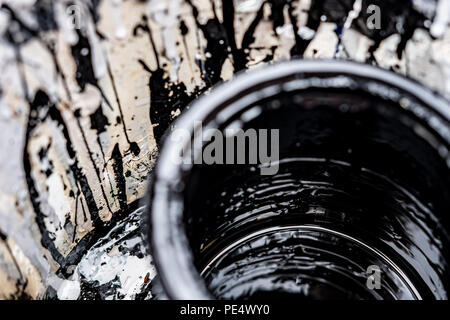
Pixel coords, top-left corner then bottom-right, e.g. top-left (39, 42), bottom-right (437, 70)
top-left (147, 60), bottom-right (450, 299)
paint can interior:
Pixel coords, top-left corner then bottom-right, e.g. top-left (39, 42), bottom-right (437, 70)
top-left (148, 60), bottom-right (450, 300)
